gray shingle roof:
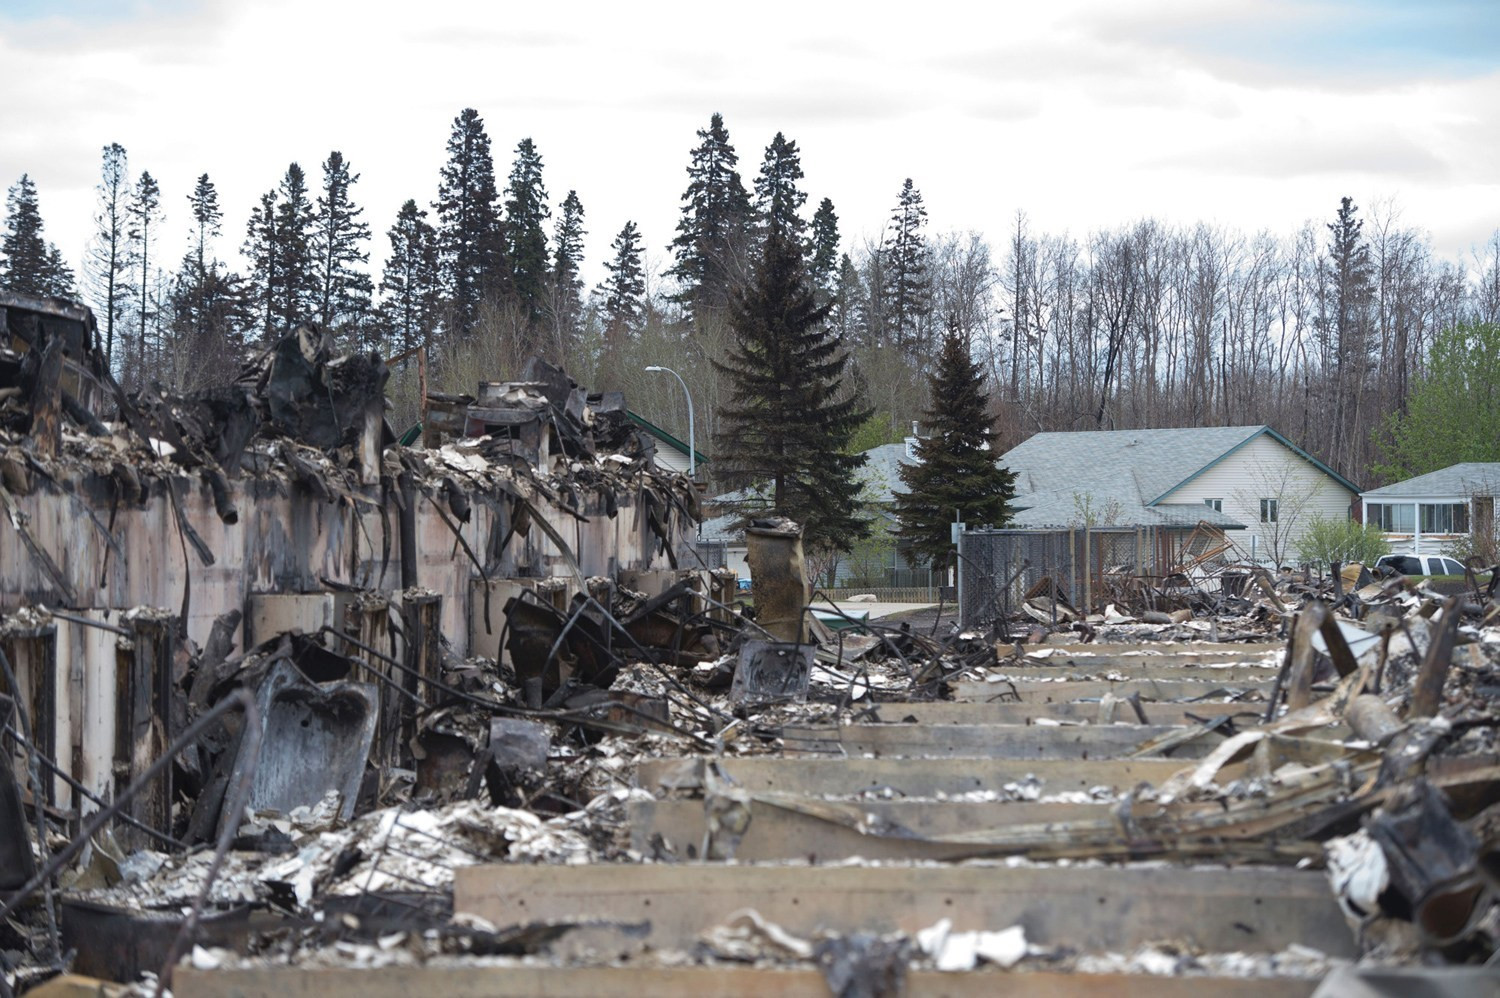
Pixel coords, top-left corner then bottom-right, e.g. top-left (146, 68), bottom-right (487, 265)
top-left (858, 442), bottom-right (917, 503)
top-left (1002, 426), bottom-right (1268, 502)
top-left (997, 425), bottom-right (1303, 529)
top-left (1361, 463), bottom-right (1500, 499)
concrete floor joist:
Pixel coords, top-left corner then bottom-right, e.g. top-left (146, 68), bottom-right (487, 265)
top-left (635, 756), bottom-right (1191, 798)
top-left (861, 700), bottom-right (1268, 726)
top-left (631, 796), bottom-right (1118, 862)
top-left (173, 965), bottom-right (1320, 997)
top-left (989, 664), bottom-right (1281, 683)
top-left (1018, 642), bottom-right (1284, 658)
top-left (951, 678), bottom-right (1274, 702)
top-left (453, 864), bottom-right (1358, 957)
top-left (1006, 642), bottom-right (1283, 666)
top-left (779, 722), bottom-right (1216, 759)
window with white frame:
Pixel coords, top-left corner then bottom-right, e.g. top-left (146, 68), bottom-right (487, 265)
top-left (1419, 502), bottom-right (1469, 534)
top-left (1260, 498), bottom-right (1278, 523)
top-left (1203, 498), bottom-right (1223, 513)
top-left (1368, 502), bottom-right (1416, 532)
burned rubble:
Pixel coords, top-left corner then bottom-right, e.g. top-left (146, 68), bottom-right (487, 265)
top-left (1, 294), bottom-right (1498, 997)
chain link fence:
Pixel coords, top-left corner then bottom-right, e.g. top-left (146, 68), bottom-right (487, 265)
top-left (957, 526), bottom-right (1175, 630)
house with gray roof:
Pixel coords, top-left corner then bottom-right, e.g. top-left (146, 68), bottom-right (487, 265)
top-left (998, 425), bottom-right (1361, 565)
top-left (1360, 463), bottom-right (1500, 558)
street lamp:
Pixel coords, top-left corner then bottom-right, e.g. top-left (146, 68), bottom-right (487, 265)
top-left (645, 364), bottom-right (695, 479)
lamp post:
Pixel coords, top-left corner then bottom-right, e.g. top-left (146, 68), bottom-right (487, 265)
top-left (645, 364), bottom-right (695, 479)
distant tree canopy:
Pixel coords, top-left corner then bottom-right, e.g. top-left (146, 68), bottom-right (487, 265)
top-left (6, 115), bottom-right (1500, 499)
top-left (1375, 321), bottom-right (1500, 481)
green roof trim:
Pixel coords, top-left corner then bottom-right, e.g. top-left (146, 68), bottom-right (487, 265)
top-left (627, 411), bottom-right (709, 465)
top-left (1147, 425), bottom-right (1361, 504)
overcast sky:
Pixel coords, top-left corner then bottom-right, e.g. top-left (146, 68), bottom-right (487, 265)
top-left (3, 0), bottom-right (1497, 295)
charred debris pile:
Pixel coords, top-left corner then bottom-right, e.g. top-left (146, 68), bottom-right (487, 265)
top-left (0, 294), bottom-right (1497, 996)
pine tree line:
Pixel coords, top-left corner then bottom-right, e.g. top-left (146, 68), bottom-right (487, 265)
top-left (3, 111), bottom-right (1499, 494)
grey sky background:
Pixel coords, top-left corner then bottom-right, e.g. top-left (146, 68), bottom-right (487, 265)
top-left (3, 0), bottom-right (1497, 294)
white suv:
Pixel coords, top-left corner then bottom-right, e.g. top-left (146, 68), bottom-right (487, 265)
top-left (1375, 554), bottom-right (1469, 577)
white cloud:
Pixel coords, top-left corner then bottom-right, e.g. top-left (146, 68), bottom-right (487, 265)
top-left (1, 0), bottom-right (1495, 301)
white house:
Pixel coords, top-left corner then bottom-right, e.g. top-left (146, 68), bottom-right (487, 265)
top-left (628, 411), bottom-right (706, 480)
top-left (999, 425), bottom-right (1361, 565)
top-left (1360, 463), bottom-right (1500, 557)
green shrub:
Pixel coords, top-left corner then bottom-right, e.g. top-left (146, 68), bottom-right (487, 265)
top-left (1296, 514), bottom-right (1391, 567)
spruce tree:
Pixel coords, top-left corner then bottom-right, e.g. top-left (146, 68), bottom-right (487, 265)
top-left (894, 315), bottom-right (1016, 570)
top-left (504, 137), bottom-right (550, 340)
top-left (714, 229), bottom-right (871, 555)
top-left (434, 108), bottom-right (504, 340)
top-left (753, 132), bottom-right (808, 249)
top-left (127, 170), bottom-right (164, 377)
top-left (243, 189), bottom-right (281, 338)
top-left (809, 197), bottom-right (839, 297)
top-left (667, 112), bottom-right (752, 325)
top-left (313, 151), bottom-right (373, 342)
top-left (273, 163), bottom-right (316, 330)
top-left (549, 190), bottom-right (586, 355)
top-left (377, 199), bottom-right (441, 357)
top-left (169, 177), bottom-right (250, 393)
top-left (1, 174), bottom-right (73, 298)
top-left (173, 173), bottom-right (240, 350)
top-left (830, 253), bottom-right (867, 344)
top-left (882, 178), bottom-right (931, 355)
top-left (86, 144), bottom-right (130, 366)
top-left (598, 220), bottom-right (645, 349)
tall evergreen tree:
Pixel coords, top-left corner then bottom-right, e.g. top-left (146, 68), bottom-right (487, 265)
top-left (753, 132), bottom-right (808, 249)
top-left (667, 112), bottom-right (752, 324)
top-left (273, 163), bottom-right (316, 331)
top-left (549, 190), bottom-right (586, 355)
top-left (504, 137), bottom-right (550, 339)
top-left (830, 253), bottom-right (867, 343)
top-left (1325, 196), bottom-right (1373, 471)
top-left (894, 315), bottom-right (1017, 570)
top-left (434, 108), bottom-right (505, 340)
top-left (168, 178), bottom-right (249, 393)
top-left (882, 178), bottom-right (932, 355)
top-left (313, 151), bottom-right (373, 340)
top-left (809, 197), bottom-right (840, 296)
top-left (243, 189), bottom-right (281, 337)
top-left (127, 170), bottom-right (163, 376)
top-left (242, 164), bottom-right (316, 340)
top-left (598, 220), bottom-right (645, 348)
top-left (714, 229), bottom-right (871, 554)
top-left (85, 143), bottom-right (130, 366)
top-left (1, 175), bottom-right (73, 297)
top-left (377, 199), bottom-right (441, 357)
top-left (186, 173), bottom-right (221, 278)
top-left (172, 172), bottom-right (246, 358)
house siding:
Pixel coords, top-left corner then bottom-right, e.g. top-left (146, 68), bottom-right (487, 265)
top-left (1162, 434), bottom-right (1356, 564)
top-left (652, 449), bottom-right (691, 476)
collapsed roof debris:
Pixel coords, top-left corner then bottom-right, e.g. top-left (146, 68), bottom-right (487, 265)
top-left (1, 295), bottom-right (1498, 996)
